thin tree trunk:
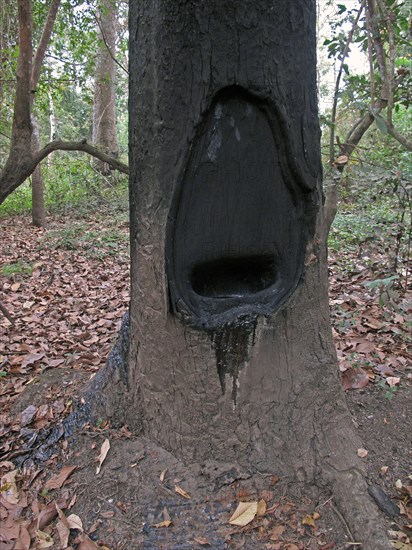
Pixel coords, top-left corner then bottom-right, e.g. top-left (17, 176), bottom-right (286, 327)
top-left (92, 0), bottom-right (119, 175)
top-left (31, 114), bottom-right (45, 227)
top-left (28, 0), bottom-right (61, 227)
top-left (48, 90), bottom-right (56, 168)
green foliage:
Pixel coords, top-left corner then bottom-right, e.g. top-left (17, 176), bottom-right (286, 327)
top-left (1, 260), bottom-right (33, 278)
top-left (0, 152), bottom-right (128, 218)
top-left (39, 218), bottom-right (129, 260)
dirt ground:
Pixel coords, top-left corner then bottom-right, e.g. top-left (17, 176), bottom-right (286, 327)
top-left (1, 213), bottom-right (411, 549)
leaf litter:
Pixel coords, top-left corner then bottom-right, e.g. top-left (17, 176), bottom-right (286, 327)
top-left (1, 211), bottom-right (411, 548)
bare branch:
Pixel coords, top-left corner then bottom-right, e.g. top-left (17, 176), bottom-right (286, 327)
top-left (329, 1), bottom-right (366, 164)
top-left (34, 139), bottom-right (129, 174)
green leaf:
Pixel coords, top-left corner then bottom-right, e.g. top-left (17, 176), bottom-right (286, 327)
top-left (374, 114), bottom-right (388, 135)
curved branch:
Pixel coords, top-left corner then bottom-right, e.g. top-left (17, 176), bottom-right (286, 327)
top-left (34, 139), bottom-right (129, 174)
top-left (386, 124), bottom-right (412, 151)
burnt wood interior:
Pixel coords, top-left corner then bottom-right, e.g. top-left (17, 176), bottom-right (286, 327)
top-left (167, 88), bottom-right (307, 328)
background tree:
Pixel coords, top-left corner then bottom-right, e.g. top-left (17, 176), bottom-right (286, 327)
top-left (92, 0), bottom-right (120, 175)
top-left (0, 0), bottom-right (128, 207)
top-left (321, 0), bottom-right (412, 232)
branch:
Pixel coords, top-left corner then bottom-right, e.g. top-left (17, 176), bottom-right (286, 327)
top-left (0, 301), bottom-right (14, 325)
top-left (34, 139), bottom-right (129, 174)
top-left (386, 123), bottom-right (412, 151)
top-left (329, 0), bottom-right (366, 164)
top-left (31, 0), bottom-right (61, 89)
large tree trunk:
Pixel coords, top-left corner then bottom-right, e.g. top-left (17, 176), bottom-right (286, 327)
top-left (92, 0), bottom-right (119, 175)
top-left (87, 1), bottom-right (390, 547)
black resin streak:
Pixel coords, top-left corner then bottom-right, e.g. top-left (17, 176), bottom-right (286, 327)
top-left (210, 317), bottom-right (257, 402)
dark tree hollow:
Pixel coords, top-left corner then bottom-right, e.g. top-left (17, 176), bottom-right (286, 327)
top-left (167, 89), bottom-right (307, 328)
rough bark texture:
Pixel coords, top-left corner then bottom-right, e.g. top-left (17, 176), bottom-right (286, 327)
top-left (87, 1), bottom-right (390, 547)
top-left (92, 0), bottom-right (119, 174)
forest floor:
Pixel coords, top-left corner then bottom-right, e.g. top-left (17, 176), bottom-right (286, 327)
top-left (0, 207), bottom-right (411, 550)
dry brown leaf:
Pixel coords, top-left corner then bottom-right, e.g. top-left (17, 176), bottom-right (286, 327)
top-left (357, 448), bottom-right (368, 458)
top-left (302, 514), bottom-right (316, 528)
top-left (269, 524), bottom-right (285, 540)
top-left (193, 537), bottom-right (211, 546)
top-left (0, 469), bottom-right (19, 504)
top-left (20, 405), bottom-right (37, 426)
top-left (67, 513), bottom-right (83, 531)
top-left (37, 502), bottom-right (58, 530)
top-left (152, 520), bottom-right (172, 528)
top-left (229, 501), bottom-right (258, 526)
top-left (35, 530), bottom-right (54, 548)
top-left (174, 485), bottom-right (191, 499)
top-left (96, 438), bottom-right (110, 474)
top-left (257, 498), bottom-right (267, 516)
top-left (386, 376), bottom-right (401, 387)
top-left (100, 510), bottom-right (115, 519)
top-left (56, 520), bottom-right (70, 549)
top-left (44, 466), bottom-right (76, 491)
top-left (342, 368), bottom-right (369, 391)
top-left (21, 352), bottom-right (45, 368)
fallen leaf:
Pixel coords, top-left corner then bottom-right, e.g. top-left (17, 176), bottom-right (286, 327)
top-left (67, 513), bottom-right (83, 531)
top-left (56, 505), bottom-right (70, 548)
top-left (152, 520), bottom-right (172, 528)
top-left (257, 498), bottom-right (267, 516)
top-left (193, 537), bottom-right (211, 546)
top-left (35, 530), bottom-right (54, 548)
top-left (100, 510), bottom-right (115, 519)
top-left (175, 485), bottom-right (191, 499)
top-left (96, 438), bottom-right (110, 474)
top-left (342, 368), bottom-right (369, 390)
top-left (44, 466), bottom-right (76, 490)
top-left (20, 405), bottom-right (37, 426)
top-left (229, 501), bottom-right (258, 526)
top-left (37, 502), bottom-right (58, 530)
top-left (21, 352), bottom-right (45, 368)
top-left (56, 520), bottom-right (70, 549)
top-left (357, 448), bottom-right (368, 458)
top-left (386, 376), bottom-right (401, 387)
top-left (302, 513), bottom-right (317, 528)
top-left (0, 470), bottom-right (19, 504)
top-left (270, 524), bottom-right (285, 540)
top-left (375, 365), bottom-right (394, 377)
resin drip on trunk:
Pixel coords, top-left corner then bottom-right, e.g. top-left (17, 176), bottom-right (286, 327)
top-left (210, 317), bottom-right (257, 403)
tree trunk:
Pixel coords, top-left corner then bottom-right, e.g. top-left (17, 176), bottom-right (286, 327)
top-left (31, 114), bottom-right (45, 227)
top-left (87, 1), bottom-right (390, 547)
top-left (92, 0), bottom-right (119, 175)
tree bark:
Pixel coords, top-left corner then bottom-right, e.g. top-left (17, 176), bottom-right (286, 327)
top-left (92, 0), bottom-right (119, 175)
top-left (88, 1), bottom-right (390, 548)
top-left (31, 114), bottom-right (45, 227)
